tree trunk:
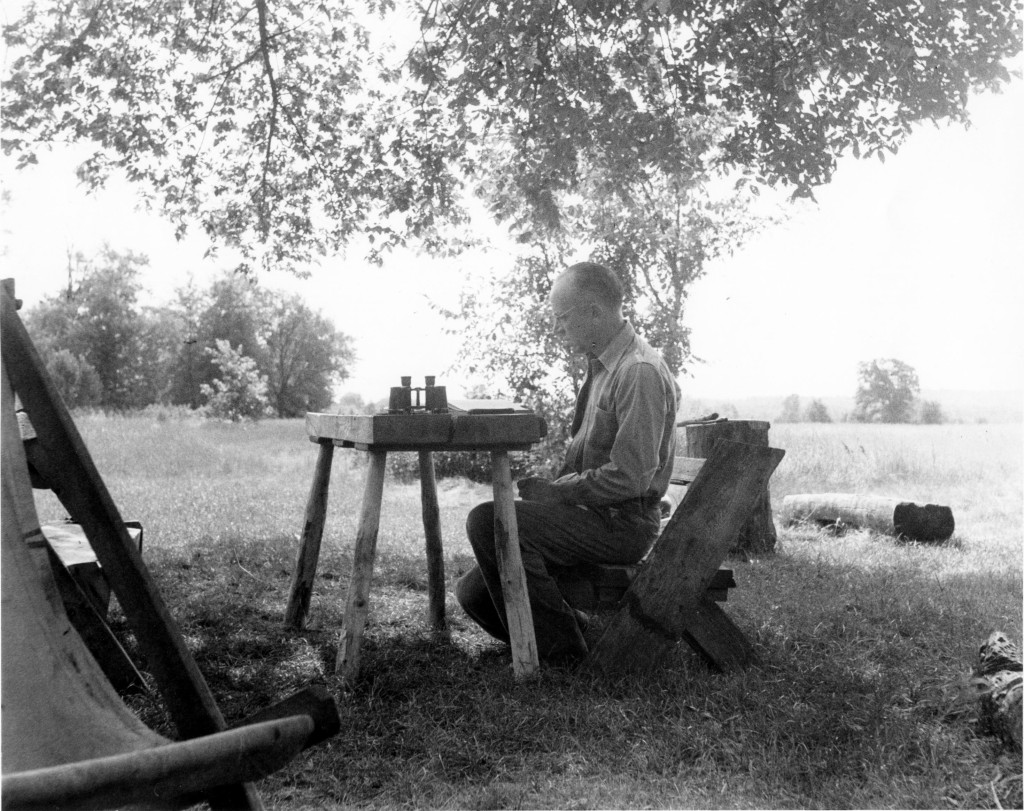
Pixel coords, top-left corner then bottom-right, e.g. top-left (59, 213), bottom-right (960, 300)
top-left (684, 420), bottom-right (777, 555)
top-left (974, 631), bottom-right (1023, 753)
top-left (781, 493), bottom-right (954, 542)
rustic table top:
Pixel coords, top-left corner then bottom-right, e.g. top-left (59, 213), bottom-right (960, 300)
top-left (305, 411), bottom-right (547, 451)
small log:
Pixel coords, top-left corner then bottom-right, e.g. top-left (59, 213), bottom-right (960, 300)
top-left (973, 631), bottom-right (1023, 753)
top-left (781, 493), bottom-right (954, 542)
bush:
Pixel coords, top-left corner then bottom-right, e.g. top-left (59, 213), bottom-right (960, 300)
top-left (387, 450), bottom-right (536, 484)
top-left (45, 349), bottom-right (103, 409)
top-left (918, 400), bottom-right (946, 424)
top-left (200, 340), bottom-right (271, 422)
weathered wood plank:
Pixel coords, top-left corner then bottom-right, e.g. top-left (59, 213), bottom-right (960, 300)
top-left (284, 441), bottom-right (335, 629)
top-left (491, 450), bottom-right (539, 679)
top-left (45, 544), bottom-right (147, 693)
top-left (684, 421), bottom-right (778, 554)
top-left (336, 450), bottom-right (388, 684)
top-left (669, 456), bottom-right (705, 485)
top-left (306, 411), bottom-right (546, 448)
top-left (590, 440), bottom-right (784, 675)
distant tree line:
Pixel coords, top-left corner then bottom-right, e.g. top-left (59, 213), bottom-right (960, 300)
top-left (774, 359), bottom-right (945, 425)
top-left (25, 246), bottom-right (355, 418)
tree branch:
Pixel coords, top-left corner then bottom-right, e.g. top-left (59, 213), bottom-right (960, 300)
top-left (256, 0), bottom-right (280, 240)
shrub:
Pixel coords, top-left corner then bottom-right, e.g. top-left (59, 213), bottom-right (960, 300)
top-left (387, 450), bottom-right (535, 484)
top-left (200, 340), bottom-right (271, 422)
top-left (918, 400), bottom-right (945, 424)
top-left (45, 348), bottom-right (103, 409)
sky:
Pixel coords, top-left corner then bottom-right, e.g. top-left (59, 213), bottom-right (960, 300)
top-left (2, 70), bottom-right (1022, 404)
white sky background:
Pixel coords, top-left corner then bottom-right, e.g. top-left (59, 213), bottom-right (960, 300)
top-left (1, 31), bottom-right (1021, 402)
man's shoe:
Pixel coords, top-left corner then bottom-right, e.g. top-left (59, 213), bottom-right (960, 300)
top-left (573, 608), bottom-right (590, 635)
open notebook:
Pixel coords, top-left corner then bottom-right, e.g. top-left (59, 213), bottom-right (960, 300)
top-left (447, 399), bottom-right (533, 415)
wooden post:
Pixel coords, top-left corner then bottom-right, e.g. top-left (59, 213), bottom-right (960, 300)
top-left (685, 420), bottom-right (778, 554)
top-left (490, 450), bottom-right (539, 679)
top-left (336, 450), bottom-right (388, 684)
top-left (284, 440), bottom-right (335, 629)
top-left (418, 450), bottom-right (447, 633)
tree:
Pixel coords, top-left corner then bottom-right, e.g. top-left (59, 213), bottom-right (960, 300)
top-left (200, 340), bottom-right (270, 421)
top-left (804, 399), bottom-right (832, 423)
top-left (167, 274), bottom-right (356, 415)
top-left (918, 400), bottom-right (946, 425)
top-left (3, 1), bottom-right (1019, 271)
top-left (777, 394), bottom-right (801, 423)
top-left (853, 358), bottom-right (920, 423)
top-left (24, 246), bottom-right (158, 409)
top-left (44, 348), bottom-right (102, 409)
top-left (263, 294), bottom-right (355, 417)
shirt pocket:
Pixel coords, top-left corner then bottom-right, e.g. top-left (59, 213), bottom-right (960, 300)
top-left (583, 406), bottom-right (618, 470)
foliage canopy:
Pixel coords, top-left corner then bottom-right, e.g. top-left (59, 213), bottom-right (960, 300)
top-left (25, 249), bottom-right (354, 415)
top-left (3, 0), bottom-right (1020, 272)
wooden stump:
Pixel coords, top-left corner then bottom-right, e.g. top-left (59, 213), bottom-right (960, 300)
top-left (684, 420), bottom-right (777, 555)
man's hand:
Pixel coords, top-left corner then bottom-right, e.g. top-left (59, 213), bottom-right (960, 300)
top-left (516, 476), bottom-right (562, 504)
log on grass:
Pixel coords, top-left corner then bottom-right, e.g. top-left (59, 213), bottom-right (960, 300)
top-left (781, 493), bottom-right (954, 542)
top-left (973, 631), bottom-right (1023, 753)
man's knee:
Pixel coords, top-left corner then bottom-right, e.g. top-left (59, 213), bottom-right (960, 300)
top-left (466, 501), bottom-right (495, 550)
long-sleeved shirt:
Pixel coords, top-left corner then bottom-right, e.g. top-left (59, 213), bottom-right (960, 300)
top-left (550, 321), bottom-right (679, 506)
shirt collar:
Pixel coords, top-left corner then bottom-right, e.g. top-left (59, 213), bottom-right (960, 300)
top-left (593, 320), bottom-right (634, 372)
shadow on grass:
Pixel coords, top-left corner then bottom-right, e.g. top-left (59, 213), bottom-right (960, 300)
top-left (112, 530), bottom-right (1022, 810)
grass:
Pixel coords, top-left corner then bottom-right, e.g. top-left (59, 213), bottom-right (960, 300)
top-left (33, 415), bottom-right (1023, 809)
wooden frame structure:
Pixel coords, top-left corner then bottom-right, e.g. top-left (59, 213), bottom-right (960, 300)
top-left (1, 280), bottom-right (339, 809)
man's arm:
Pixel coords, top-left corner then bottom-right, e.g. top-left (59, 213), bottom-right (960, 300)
top-left (545, 362), bottom-right (670, 505)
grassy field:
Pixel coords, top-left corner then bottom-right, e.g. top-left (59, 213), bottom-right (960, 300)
top-left (33, 415), bottom-right (1023, 809)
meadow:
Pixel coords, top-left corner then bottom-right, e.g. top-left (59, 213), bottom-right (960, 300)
top-left (33, 415), bottom-right (1023, 809)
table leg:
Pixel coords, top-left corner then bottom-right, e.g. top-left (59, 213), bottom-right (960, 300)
top-left (284, 441), bottom-right (334, 629)
top-left (489, 450), bottom-right (539, 678)
top-left (336, 450), bottom-right (388, 683)
top-left (418, 450), bottom-right (447, 634)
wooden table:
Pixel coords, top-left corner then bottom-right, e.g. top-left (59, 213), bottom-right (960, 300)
top-left (284, 411), bottom-right (547, 683)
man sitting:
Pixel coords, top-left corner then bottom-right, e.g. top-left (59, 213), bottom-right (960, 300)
top-left (455, 261), bottom-right (680, 661)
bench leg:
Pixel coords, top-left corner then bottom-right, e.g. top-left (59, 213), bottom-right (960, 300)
top-left (336, 450), bottom-right (387, 684)
top-left (680, 598), bottom-right (760, 672)
top-left (284, 441), bottom-right (334, 630)
top-left (489, 450), bottom-right (538, 679)
top-left (418, 451), bottom-right (447, 634)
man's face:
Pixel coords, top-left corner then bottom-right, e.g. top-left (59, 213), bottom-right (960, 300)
top-left (549, 279), bottom-right (595, 355)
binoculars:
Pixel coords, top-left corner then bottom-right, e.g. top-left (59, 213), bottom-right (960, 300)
top-left (388, 376), bottom-right (448, 414)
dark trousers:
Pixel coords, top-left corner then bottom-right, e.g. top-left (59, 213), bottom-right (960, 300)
top-left (455, 500), bottom-right (659, 660)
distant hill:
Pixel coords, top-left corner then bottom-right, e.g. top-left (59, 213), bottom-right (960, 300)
top-left (679, 389), bottom-right (1022, 424)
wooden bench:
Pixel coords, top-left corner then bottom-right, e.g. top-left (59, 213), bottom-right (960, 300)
top-left (582, 441), bottom-right (785, 674)
top-left (554, 455), bottom-right (734, 612)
